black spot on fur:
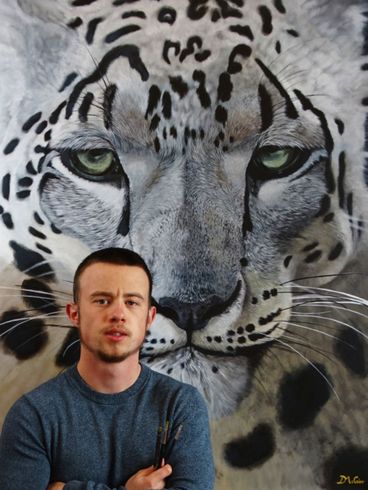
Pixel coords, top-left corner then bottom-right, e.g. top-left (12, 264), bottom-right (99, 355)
top-left (229, 24), bottom-right (254, 40)
top-left (302, 241), bottom-right (318, 252)
top-left (86, 17), bottom-right (104, 45)
top-left (103, 84), bottom-right (117, 129)
top-left (217, 72), bottom-right (233, 102)
top-left (49, 101), bottom-right (67, 125)
top-left (224, 423), bottom-right (276, 468)
top-left (216, 0), bottom-right (243, 19)
top-left (323, 212), bottom-right (334, 223)
top-left (162, 40), bottom-right (181, 64)
top-left (2, 174), bottom-right (10, 200)
top-left (122, 11), bottom-right (146, 20)
top-left (286, 29), bottom-right (299, 37)
top-left (158, 7), bottom-right (177, 24)
top-left (211, 9), bottom-right (221, 22)
top-left (258, 5), bottom-right (273, 35)
top-left (227, 44), bottom-right (252, 74)
top-left (28, 226), bottom-right (46, 240)
top-left (283, 255), bottom-right (292, 267)
top-left (21, 278), bottom-right (59, 314)
top-left (169, 76), bottom-right (189, 98)
top-left (35, 120), bottom-right (48, 135)
top-left (335, 327), bottom-right (367, 377)
top-left (34, 212), bottom-right (45, 225)
top-left (36, 243), bottom-right (52, 255)
top-left (328, 242), bottom-right (343, 261)
top-left (56, 329), bottom-right (80, 367)
top-left (78, 92), bottom-right (94, 123)
top-left (0, 309), bottom-right (48, 360)
top-left (4, 138), bottom-right (20, 155)
top-left (258, 84), bottom-right (273, 131)
top-left (170, 126), bottom-right (177, 139)
top-left (162, 91), bottom-right (172, 119)
top-left (16, 190), bottom-right (31, 199)
top-left (22, 112), bottom-right (42, 132)
top-left (104, 25), bottom-right (141, 44)
top-left (149, 114), bottom-right (161, 131)
top-left (337, 151), bottom-right (346, 209)
top-left (67, 17), bottom-right (83, 29)
top-left (145, 85), bottom-right (161, 118)
top-left (315, 194), bottom-right (331, 217)
top-left (334, 118), bottom-right (345, 134)
top-left (2, 213), bottom-right (14, 229)
top-left (72, 0), bottom-right (98, 5)
top-left (187, 0), bottom-right (208, 21)
top-left (273, 0), bottom-right (286, 14)
top-left (51, 224), bottom-right (62, 234)
top-left (58, 72), bottom-right (78, 92)
top-left (18, 177), bottom-right (33, 187)
top-left (215, 105), bottom-right (228, 124)
top-left (26, 161), bottom-right (37, 176)
top-left (154, 137), bottom-right (161, 153)
top-left (323, 446), bottom-right (368, 490)
top-left (192, 70), bottom-right (211, 108)
top-left (304, 250), bottom-right (322, 263)
top-left (9, 241), bottom-right (55, 280)
top-left (278, 364), bottom-right (331, 429)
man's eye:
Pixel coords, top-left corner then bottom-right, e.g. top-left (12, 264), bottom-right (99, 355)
top-left (95, 299), bottom-right (109, 305)
top-left (127, 300), bottom-right (138, 306)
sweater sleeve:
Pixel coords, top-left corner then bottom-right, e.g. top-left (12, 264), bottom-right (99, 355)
top-left (0, 399), bottom-right (121, 490)
top-left (164, 386), bottom-right (215, 490)
top-left (0, 396), bottom-right (51, 489)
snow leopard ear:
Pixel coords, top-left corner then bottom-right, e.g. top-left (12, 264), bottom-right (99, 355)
top-left (0, 0), bottom-right (78, 134)
top-left (16, 0), bottom-right (72, 24)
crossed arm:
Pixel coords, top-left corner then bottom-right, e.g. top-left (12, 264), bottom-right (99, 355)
top-left (48, 464), bottom-right (173, 490)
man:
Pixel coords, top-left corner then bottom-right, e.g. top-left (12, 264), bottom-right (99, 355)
top-left (0, 248), bottom-right (215, 489)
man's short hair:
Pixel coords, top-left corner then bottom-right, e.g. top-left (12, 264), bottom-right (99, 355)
top-left (73, 248), bottom-right (153, 303)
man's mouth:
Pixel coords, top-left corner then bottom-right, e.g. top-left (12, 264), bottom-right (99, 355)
top-left (104, 329), bottom-right (129, 341)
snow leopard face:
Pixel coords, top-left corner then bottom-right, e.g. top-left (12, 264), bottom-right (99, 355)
top-left (0, 0), bottom-right (367, 418)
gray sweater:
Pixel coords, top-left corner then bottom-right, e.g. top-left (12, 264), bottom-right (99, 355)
top-left (0, 364), bottom-right (214, 490)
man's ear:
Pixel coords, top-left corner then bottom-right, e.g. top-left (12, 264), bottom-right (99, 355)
top-left (66, 303), bottom-right (79, 327)
top-left (147, 306), bottom-right (157, 330)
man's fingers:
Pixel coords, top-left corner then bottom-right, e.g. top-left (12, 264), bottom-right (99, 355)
top-left (154, 464), bottom-right (172, 479)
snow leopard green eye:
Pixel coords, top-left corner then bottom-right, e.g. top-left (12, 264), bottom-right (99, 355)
top-left (60, 148), bottom-right (123, 183)
top-left (249, 146), bottom-right (311, 180)
top-left (73, 149), bottom-right (116, 176)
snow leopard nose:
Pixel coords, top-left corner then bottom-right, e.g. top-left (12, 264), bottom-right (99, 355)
top-left (157, 281), bottom-right (241, 331)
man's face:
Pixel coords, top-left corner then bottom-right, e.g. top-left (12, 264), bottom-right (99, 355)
top-left (67, 262), bottom-right (156, 364)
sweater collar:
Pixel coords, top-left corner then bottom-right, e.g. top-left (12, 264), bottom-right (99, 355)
top-left (66, 363), bottom-right (151, 404)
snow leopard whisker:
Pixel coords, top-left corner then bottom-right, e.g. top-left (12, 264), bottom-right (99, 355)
top-left (289, 284), bottom-right (368, 306)
top-left (267, 335), bottom-right (339, 399)
top-left (61, 339), bottom-right (81, 359)
top-left (0, 286), bottom-right (70, 301)
top-left (284, 319), bottom-right (355, 347)
top-left (289, 312), bottom-right (368, 341)
top-left (280, 272), bottom-right (367, 285)
top-left (293, 304), bottom-right (368, 322)
top-left (0, 313), bottom-right (67, 338)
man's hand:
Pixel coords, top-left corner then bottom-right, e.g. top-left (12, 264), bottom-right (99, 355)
top-left (47, 483), bottom-right (65, 490)
top-left (125, 464), bottom-right (172, 490)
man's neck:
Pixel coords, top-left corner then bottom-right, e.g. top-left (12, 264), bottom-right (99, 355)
top-left (77, 353), bottom-right (141, 394)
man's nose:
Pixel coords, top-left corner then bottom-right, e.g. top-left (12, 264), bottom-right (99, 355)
top-left (109, 301), bottom-right (126, 321)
